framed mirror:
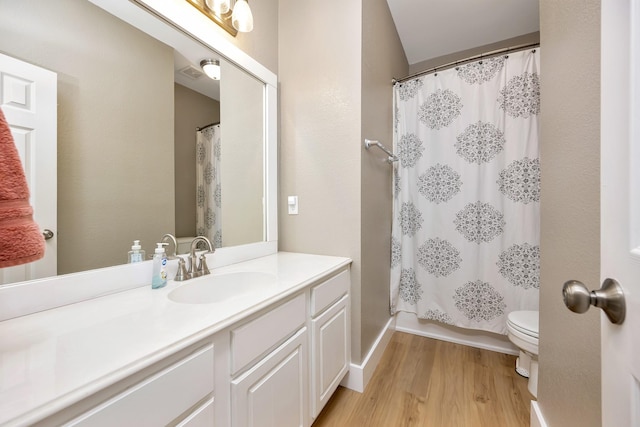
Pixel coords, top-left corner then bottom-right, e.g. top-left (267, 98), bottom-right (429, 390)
top-left (0, 0), bottom-right (277, 288)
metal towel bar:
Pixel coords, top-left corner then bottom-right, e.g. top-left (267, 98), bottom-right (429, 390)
top-left (364, 139), bottom-right (398, 163)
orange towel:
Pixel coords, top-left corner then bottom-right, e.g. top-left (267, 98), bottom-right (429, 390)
top-left (0, 107), bottom-right (45, 268)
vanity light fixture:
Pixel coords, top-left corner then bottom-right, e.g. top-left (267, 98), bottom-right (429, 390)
top-left (200, 59), bottom-right (221, 80)
top-left (197, 0), bottom-right (253, 35)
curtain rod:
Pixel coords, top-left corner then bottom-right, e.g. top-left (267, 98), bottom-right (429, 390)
top-left (392, 42), bottom-right (540, 85)
top-left (197, 121), bottom-right (220, 131)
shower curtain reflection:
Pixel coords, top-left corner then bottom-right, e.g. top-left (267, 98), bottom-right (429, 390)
top-left (196, 123), bottom-right (223, 248)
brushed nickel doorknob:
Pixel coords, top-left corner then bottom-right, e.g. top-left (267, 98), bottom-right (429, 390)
top-left (42, 229), bottom-right (54, 240)
top-left (562, 278), bottom-right (626, 325)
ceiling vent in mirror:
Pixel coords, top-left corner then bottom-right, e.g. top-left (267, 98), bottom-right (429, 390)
top-left (179, 65), bottom-right (205, 80)
top-left (186, 0), bottom-right (253, 36)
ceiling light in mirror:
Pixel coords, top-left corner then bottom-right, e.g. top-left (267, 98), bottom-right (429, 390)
top-left (200, 59), bottom-right (221, 80)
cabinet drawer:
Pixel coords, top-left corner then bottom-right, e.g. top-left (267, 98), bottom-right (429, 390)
top-left (231, 293), bottom-right (306, 375)
top-left (68, 344), bottom-right (214, 427)
top-left (310, 270), bottom-right (349, 317)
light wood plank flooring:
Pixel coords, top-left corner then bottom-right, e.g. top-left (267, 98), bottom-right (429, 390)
top-left (313, 332), bottom-right (533, 427)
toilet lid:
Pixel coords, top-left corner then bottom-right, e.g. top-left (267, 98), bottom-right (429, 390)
top-left (507, 310), bottom-right (539, 337)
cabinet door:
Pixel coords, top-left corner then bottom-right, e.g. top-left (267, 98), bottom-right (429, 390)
top-left (231, 328), bottom-right (309, 427)
top-left (311, 295), bottom-right (350, 419)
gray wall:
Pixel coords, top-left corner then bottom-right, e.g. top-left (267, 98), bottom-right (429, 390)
top-left (278, 0), bottom-right (407, 363)
top-left (361, 0), bottom-right (409, 363)
top-left (537, 0), bottom-right (602, 425)
top-left (278, 0), bottom-right (364, 360)
top-left (174, 83), bottom-right (220, 238)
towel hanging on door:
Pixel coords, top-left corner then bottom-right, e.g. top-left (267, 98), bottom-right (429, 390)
top-left (0, 107), bottom-right (45, 268)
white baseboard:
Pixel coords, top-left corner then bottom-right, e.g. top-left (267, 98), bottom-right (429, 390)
top-left (394, 312), bottom-right (518, 355)
top-left (341, 316), bottom-right (396, 393)
top-left (530, 401), bottom-right (547, 427)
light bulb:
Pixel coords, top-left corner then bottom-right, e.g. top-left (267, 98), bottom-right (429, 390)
top-left (231, 0), bottom-right (253, 32)
top-left (206, 0), bottom-right (230, 15)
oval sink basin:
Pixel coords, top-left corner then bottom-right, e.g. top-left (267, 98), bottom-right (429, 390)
top-left (168, 272), bottom-right (278, 304)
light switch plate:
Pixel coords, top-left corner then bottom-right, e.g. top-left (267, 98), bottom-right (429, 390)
top-left (287, 196), bottom-right (298, 215)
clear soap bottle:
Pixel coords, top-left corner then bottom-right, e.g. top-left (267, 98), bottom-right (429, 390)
top-left (151, 243), bottom-right (168, 289)
top-left (128, 240), bottom-right (145, 263)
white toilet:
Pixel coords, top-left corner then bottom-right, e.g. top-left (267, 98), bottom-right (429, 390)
top-left (506, 310), bottom-right (539, 398)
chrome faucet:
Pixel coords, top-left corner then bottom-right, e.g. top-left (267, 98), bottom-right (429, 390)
top-left (187, 236), bottom-right (215, 278)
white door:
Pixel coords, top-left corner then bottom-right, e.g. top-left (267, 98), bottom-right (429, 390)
top-left (600, 0), bottom-right (640, 425)
top-left (0, 53), bottom-right (57, 284)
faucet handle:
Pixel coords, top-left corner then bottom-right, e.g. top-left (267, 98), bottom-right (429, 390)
top-left (174, 258), bottom-right (191, 281)
top-left (198, 254), bottom-right (211, 275)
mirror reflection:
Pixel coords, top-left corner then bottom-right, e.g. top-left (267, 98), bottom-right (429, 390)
top-left (0, 0), bottom-right (265, 284)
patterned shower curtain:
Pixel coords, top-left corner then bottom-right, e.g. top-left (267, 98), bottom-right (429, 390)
top-left (390, 49), bottom-right (540, 335)
top-left (196, 124), bottom-right (223, 248)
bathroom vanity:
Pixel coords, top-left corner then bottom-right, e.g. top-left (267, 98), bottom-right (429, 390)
top-left (0, 2), bottom-right (351, 425)
top-left (0, 252), bottom-right (351, 426)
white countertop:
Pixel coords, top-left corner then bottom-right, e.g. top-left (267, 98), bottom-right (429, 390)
top-left (0, 252), bottom-right (351, 426)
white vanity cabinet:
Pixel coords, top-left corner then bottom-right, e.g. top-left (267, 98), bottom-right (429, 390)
top-left (309, 270), bottom-right (351, 419)
top-left (230, 293), bottom-right (309, 427)
top-left (227, 269), bottom-right (351, 426)
top-left (4, 256), bottom-right (352, 427)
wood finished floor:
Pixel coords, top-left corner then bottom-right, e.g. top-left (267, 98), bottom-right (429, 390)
top-left (313, 332), bottom-right (533, 427)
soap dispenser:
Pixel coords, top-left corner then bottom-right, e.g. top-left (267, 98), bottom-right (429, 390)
top-left (151, 242), bottom-right (168, 289)
top-left (128, 240), bottom-right (145, 263)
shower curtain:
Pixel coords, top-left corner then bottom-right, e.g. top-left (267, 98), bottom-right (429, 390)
top-left (390, 49), bottom-right (540, 335)
top-left (196, 124), bottom-right (222, 248)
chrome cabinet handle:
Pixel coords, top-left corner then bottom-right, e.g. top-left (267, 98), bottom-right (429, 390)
top-left (42, 229), bottom-right (54, 240)
top-left (562, 278), bottom-right (626, 325)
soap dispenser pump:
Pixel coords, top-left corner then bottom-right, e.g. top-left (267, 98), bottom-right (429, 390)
top-left (151, 242), bottom-right (168, 289)
top-left (128, 240), bottom-right (145, 263)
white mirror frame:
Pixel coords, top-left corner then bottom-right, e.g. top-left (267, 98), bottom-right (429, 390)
top-left (0, 0), bottom-right (277, 321)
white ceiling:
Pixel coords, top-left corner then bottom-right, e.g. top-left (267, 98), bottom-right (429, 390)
top-left (386, 0), bottom-right (540, 65)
